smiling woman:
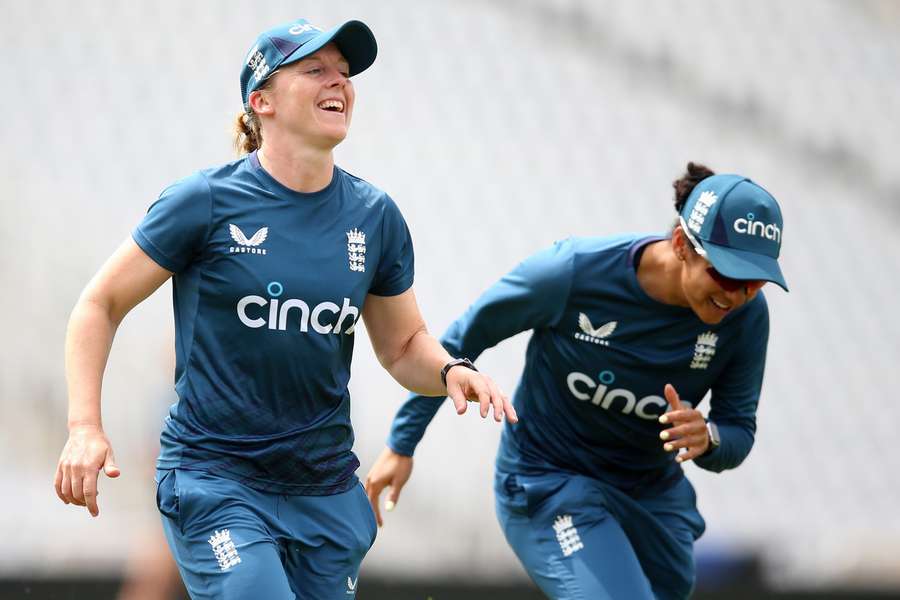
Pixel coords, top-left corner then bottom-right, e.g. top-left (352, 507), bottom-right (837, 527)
top-left (365, 162), bottom-right (790, 600)
top-left (53, 17), bottom-right (516, 600)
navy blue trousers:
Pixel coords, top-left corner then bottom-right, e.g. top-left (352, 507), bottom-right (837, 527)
top-left (156, 468), bottom-right (377, 599)
top-left (495, 469), bottom-right (706, 600)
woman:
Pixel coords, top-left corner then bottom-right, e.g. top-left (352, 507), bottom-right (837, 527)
top-left (366, 162), bottom-right (788, 599)
top-left (54, 18), bottom-right (516, 600)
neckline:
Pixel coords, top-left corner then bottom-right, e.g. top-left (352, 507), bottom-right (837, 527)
top-left (626, 235), bottom-right (693, 315)
top-left (248, 151), bottom-right (341, 202)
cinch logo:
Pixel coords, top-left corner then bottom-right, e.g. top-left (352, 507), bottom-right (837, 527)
top-left (566, 370), bottom-right (691, 420)
top-left (237, 281), bottom-right (359, 334)
top-left (289, 23), bottom-right (323, 35)
top-left (733, 212), bottom-right (781, 242)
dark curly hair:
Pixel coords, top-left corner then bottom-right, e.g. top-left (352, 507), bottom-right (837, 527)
top-left (672, 162), bottom-right (715, 214)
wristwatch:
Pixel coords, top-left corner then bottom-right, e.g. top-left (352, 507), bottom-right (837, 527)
top-left (705, 420), bottom-right (721, 452)
top-left (440, 358), bottom-right (478, 388)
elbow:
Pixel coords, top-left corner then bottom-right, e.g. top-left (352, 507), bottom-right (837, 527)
top-left (70, 287), bottom-right (124, 335)
top-left (376, 325), bottom-right (427, 375)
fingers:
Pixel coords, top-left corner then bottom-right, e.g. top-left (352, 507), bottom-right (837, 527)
top-left (665, 439), bottom-right (707, 463)
top-left (503, 395), bottom-right (519, 424)
top-left (364, 476), bottom-right (407, 528)
top-left (58, 466), bottom-right (71, 505)
top-left (386, 477), bottom-right (405, 512)
top-left (660, 384), bottom-right (706, 463)
top-left (446, 380), bottom-right (468, 415)
top-left (55, 431), bottom-right (117, 516)
top-left (477, 387), bottom-right (491, 419)
top-left (70, 469), bottom-right (87, 507)
top-left (676, 445), bottom-right (707, 463)
top-left (659, 413), bottom-right (708, 463)
top-left (54, 465), bottom-right (68, 504)
top-left (447, 368), bottom-right (511, 422)
top-left (660, 429), bottom-right (706, 451)
top-left (364, 478), bottom-right (385, 527)
top-left (83, 472), bottom-right (100, 517)
top-left (103, 449), bottom-right (121, 478)
top-left (659, 410), bottom-right (699, 426)
top-left (663, 383), bottom-right (683, 411)
top-left (485, 377), bottom-right (507, 423)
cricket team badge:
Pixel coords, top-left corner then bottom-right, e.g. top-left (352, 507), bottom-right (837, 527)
top-left (346, 228), bottom-right (366, 272)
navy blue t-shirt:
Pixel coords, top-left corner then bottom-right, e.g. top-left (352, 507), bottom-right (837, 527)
top-left (133, 152), bottom-right (414, 495)
top-left (388, 235), bottom-right (768, 494)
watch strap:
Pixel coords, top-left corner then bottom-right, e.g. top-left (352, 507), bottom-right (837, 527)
top-left (440, 358), bottom-right (478, 388)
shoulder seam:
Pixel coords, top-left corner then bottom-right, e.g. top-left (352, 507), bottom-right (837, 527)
top-left (198, 170), bottom-right (214, 249)
top-left (552, 248), bottom-right (576, 327)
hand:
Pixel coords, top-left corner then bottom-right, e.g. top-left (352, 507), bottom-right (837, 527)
top-left (445, 366), bottom-right (518, 424)
top-left (54, 424), bottom-right (120, 517)
top-left (658, 384), bottom-right (709, 463)
top-left (364, 447), bottom-right (414, 527)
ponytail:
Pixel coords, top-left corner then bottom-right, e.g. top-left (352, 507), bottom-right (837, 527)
top-left (672, 162), bottom-right (715, 213)
top-left (233, 110), bottom-right (263, 155)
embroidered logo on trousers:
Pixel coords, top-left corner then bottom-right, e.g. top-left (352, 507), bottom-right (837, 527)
top-left (208, 529), bottom-right (241, 571)
top-left (553, 514), bottom-right (584, 557)
top-left (346, 575), bottom-right (358, 594)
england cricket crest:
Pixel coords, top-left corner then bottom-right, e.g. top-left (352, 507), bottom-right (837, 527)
top-left (346, 228), bottom-right (366, 272)
top-left (690, 331), bottom-right (718, 369)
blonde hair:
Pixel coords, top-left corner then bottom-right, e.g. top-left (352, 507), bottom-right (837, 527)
top-left (233, 110), bottom-right (263, 155)
top-left (232, 75), bottom-right (275, 155)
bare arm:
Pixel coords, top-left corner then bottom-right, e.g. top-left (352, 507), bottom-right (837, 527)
top-left (361, 288), bottom-right (517, 422)
top-left (55, 238), bottom-right (172, 517)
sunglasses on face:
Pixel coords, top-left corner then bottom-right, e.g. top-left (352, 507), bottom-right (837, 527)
top-left (703, 266), bottom-right (764, 293)
top-left (679, 218), bottom-right (766, 293)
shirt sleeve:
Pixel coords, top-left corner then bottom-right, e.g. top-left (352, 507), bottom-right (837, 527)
top-left (694, 293), bottom-right (770, 473)
top-left (369, 195), bottom-right (414, 297)
top-left (132, 173), bottom-right (212, 273)
top-left (387, 239), bottom-right (576, 456)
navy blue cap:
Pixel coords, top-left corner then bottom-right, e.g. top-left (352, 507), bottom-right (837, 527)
top-left (680, 174), bottom-right (789, 291)
top-left (240, 19), bottom-right (377, 108)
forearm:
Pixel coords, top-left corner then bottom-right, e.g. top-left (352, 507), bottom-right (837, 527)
top-left (384, 316), bottom-right (491, 456)
top-left (694, 420), bottom-right (755, 472)
top-left (388, 392), bottom-right (446, 456)
top-left (382, 327), bottom-right (452, 396)
top-left (65, 298), bottom-right (118, 430)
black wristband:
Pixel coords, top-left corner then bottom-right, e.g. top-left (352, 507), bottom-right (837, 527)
top-left (440, 358), bottom-right (478, 388)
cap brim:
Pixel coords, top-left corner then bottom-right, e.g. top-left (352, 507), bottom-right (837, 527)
top-left (704, 240), bottom-right (789, 292)
top-left (280, 20), bottom-right (377, 77)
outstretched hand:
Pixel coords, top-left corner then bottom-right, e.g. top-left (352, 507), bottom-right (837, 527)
top-left (364, 447), bottom-right (414, 527)
top-left (54, 425), bottom-right (120, 517)
top-left (658, 383), bottom-right (709, 463)
top-left (445, 366), bottom-right (518, 424)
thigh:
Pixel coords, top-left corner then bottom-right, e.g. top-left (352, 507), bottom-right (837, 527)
top-left (280, 483), bottom-right (378, 600)
top-left (157, 468), bottom-right (295, 600)
top-left (624, 477), bottom-right (707, 600)
top-left (495, 475), bottom-right (655, 600)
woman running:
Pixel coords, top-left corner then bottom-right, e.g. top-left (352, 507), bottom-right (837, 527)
top-left (366, 162), bottom-right (788, 599)
top-left (54, 18), bottom-right (515, 600)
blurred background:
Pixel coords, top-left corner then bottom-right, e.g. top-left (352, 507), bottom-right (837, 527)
top-left (2, 0), bottom-right (899, 598)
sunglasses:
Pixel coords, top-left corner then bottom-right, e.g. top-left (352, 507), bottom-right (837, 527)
top-left (679, 218), bottom-right (765, 293)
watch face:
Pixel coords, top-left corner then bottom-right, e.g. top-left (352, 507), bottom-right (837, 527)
top-left (707, 422), bottom-right (721, 446)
